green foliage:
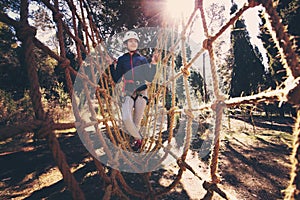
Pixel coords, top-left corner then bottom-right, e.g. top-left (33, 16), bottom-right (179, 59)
top-left (0, 90), bottom-right (16, 125)
top-left (87, 0), bottom-right (150, 37)
top-left (219, 54), bottom-right (234, 94)
top-left (258, 10), bottom-right (286, 89)
top-left (0, 89), bottom-right (34, 126)
top-left (0, 22), bottom-right (18, 65)
top-left (259, 0), bottom-right (300, 90)
top-left (189, 71), bottom-right (204, 99)
top-left (257, 0), bottom-right (299, 117)
top-left (0, 0), bottom-right (20, 15)
top-left (277, 0), bottom-right (300, 55)
top-left (0, 22), bottom-right (29, 99)
top-left (31, 3), bottom-right (55, 31)
top-left (229, 18), bottom-right (265, 97)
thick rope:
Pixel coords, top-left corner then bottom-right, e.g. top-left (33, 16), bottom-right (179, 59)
top-left (258, 0), bottom-right (299, 78)
top-left (199, 1), bottom-right (225, 199)
top-left (2, 0), bottom-right (299, 199)
top-left (16, 1), bottom-right (85, 199)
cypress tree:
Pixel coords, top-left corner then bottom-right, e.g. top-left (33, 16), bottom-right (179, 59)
top-left (229, 17), bottom-right (265, 97)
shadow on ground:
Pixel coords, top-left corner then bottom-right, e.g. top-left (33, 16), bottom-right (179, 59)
top-left (0, 132), bottom-right (191, 200)
top-left (0, 115), bottom-right (293, 200)
top-left (229, 115), bottom-right (293, 133)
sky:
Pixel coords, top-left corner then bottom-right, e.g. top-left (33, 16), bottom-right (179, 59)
top-left (161, 0), bottom-right (269, 92)
top-left (164, 0), bottom-right (268, 68)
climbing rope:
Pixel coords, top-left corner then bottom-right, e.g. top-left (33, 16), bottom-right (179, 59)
top-left (0, 0), bottom-right (299, 199)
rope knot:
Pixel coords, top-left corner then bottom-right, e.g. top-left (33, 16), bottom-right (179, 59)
top-left (169, 106), bottom-right (177, 116)
top-left (60, 59), bottom-right (71, 69)
top-left (181, 33), bottom-right (186, 41)
top-left (203, 38), bottom-right (212, 50)
top-left (248, 0), bottom-right (261, 7)
top-left (203, 180), bottom-right (228, 199)
top-left (36, 118), bottom-right (53, 138)
top-left (17, 24), bottom-right (37, 41)
top-left (181, 67), bottom-right (190, 77)
top-left (177, 158), bottom-right (186, 171)
top-left (184, 109), bottom-right (194, 119)
top-left (53, 13), bottom-right (64, 22)
top-left (211, 98), bottom-right (226, 111)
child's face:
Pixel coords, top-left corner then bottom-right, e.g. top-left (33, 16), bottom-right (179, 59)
top-left (126, 38), bottom-right (138, 52)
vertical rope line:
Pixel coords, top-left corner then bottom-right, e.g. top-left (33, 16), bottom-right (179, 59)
top-left (144, 20), bottom-right (178, 185)
top-left (51, 0), bottom-right (86, 198)
top-left (144, 29), bottom-right (171, 163)
top-left (199, 0), bottom-right (219, 96)
top-left (143, 30), bottom-right (164, 146)
top-left (40, 0), bottom-right (87, 54)
top-left (154, 13), bottom-right (194, 198)
top-left (94, 62), bottom-right (124, 150)
top-left (93, 45), bottom-right (128, 151)
top-left (199, 0), bottom-right (225, 193)
top-left (182, 80), bottom-right (193, 161)
top-left (143, 172), bottom-right (154, 199)
top-left (181, 17), bottom-right (193, 161)
top-left (69, 0), bottom-right (83, 66)
top-left (48, 131), bottom-right (86, 199)
top-left (198, 0), bottom-right (209, 37)
top-left (210, 102), bottom-right (224, 184)
top-left (86, 13), bottom-right (97, 48)
top-left (82, 0), bottom-right (103, 44)
top-left (168, 28), bottom-right (176, 142)
top-left (162, 8), bottom-right (198, 65)
top-left (78, 55), bottom-right (115, 163)
top-left (81, 0), bottom-right (98, 45)
top-left (19, 0), bottom-right (45, 121)
top-left (79, 0), bottom-right (90, 53)
top-left (145, 31), bottom-right (173, 170)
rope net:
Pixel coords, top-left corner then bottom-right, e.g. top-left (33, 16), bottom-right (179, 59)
top-left (1, 0), bottom-right (299, 199)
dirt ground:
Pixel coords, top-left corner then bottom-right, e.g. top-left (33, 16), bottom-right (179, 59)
top-left (0, 115), bottom-right (294, 200)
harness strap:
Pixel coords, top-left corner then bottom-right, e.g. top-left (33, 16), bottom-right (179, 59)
top-left (131, 94), bottom-right (149, 105)
top-left (122, 78), bottom-right (133, 92)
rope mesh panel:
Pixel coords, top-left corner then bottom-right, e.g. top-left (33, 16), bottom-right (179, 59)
top-left (0, 0), bottom-right (299, 199)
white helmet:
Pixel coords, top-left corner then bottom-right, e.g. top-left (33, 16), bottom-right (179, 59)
top-left (123, 31), bottom-right (140, 43)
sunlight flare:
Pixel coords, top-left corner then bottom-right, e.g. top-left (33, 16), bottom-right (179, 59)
top-left (164, 0), bottom-right (194, 20)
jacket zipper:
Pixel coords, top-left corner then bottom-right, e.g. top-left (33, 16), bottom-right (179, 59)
top-left (130, 53), bottom-right (134, 80)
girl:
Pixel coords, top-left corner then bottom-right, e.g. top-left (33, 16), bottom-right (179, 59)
top-left (110, 31), bottom-right (157, 151)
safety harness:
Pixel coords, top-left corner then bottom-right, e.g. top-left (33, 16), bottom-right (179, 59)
top-left (131, 93), bottom-right (149, 105)
top-left (123, 51), bottom-right (149, 105)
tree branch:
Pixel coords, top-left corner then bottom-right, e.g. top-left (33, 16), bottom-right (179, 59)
top-left (0, 12), bottom-right (19, 27)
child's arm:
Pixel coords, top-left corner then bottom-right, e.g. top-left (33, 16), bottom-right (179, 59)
top-left (144, 52), bottom-right (158, 82)
top-left (110, 57), bottom-right (124, 84)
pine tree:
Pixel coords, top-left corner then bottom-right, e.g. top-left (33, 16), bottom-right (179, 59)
top-left (229, 17), bottom-right (265, 97)
top-left (258, 0), bottom-right (300, 89)
top-left (258, 10), bottom-right (286, 89)
top-left (257, 0), bottom-right (298, 116)
top-left (0, 22), bottom-right (29, 100)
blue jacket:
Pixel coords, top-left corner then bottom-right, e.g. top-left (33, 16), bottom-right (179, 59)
top-left (110, 51), bottom-right (156, 92)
